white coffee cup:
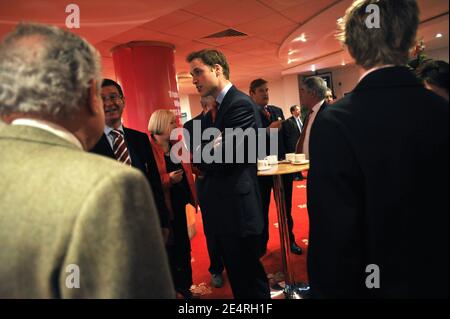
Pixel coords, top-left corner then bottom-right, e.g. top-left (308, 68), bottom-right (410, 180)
top-left (257, 159), bottom-right (270, 170)
top-left (285, 153), bottom-right (296, 162)
top-left (264, 155), bottom-right (278, 165)
top-left (294, 153), bottom-right (306, 163)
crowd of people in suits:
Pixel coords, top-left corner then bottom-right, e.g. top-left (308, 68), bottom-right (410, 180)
top-left (0, 0), bottom-right (448, 299)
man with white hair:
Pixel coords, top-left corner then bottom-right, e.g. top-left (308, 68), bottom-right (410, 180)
top-left (0, 23), bottom-right (174, 298)
top-left (295, 76), bottom-right (329, 159)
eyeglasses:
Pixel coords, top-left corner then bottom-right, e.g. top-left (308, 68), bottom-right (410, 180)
top-left (101, 94), bottom-right (123, 103)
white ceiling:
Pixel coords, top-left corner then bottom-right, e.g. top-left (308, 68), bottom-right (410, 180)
top-left (0, 0), bottom-right (448, 95)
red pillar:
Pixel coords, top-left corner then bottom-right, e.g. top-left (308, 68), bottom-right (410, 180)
top-left (111, 41), bottom-right (181, 134)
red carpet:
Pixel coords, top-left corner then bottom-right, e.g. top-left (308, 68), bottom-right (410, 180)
top-left (190, 178), bottom-right (310, 299)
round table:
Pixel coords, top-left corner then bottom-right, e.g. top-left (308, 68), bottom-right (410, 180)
top-left (258, 161), bottom-right (310, 299)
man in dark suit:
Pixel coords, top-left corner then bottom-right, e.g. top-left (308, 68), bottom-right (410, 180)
top-left (283, 105), bottom-right (303, 181)
top-left (250, 78), bottom-right (302, 256)
top-left (283, 105), bottom-right (303, 153)
top-left (307, 0), bottom-right (448, 298)
top-left (90, 79), bottom-right (170, 238)
top-left (187, 49), bottom-right (270, 299)
top-left (183, 95), bottom-right (225, 288)
top-left (295, 76), bottom-right (328, 158)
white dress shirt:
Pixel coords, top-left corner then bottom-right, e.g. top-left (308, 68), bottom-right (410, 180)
top-left (303, 99), bottom-right (325, 160)
top-left (104, 123), bottom-right (125, 150)
top-left (216, 82), bottom-right (233, 109)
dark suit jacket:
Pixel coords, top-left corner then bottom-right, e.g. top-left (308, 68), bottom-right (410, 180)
top-left (307, 66), bottom-right (449, 298)
top-left (90, 127), bottom-right (170, 227)
top-left (282, 116), bottom-right (302, 153)
top-left (183, 112), bottom-right (204, 155)
top-left (197, 85), bottom-right (264, 237)
top-left (259, 104), bottom-right (286, 159)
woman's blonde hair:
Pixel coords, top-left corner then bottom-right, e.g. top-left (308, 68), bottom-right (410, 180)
top-left (148, 109), bottom-right (176, 135)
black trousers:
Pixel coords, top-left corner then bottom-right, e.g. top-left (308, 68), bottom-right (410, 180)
top-left (166, 198), bottom-right (193, 293)
top-left (196, 179), bottom-right (225, 275)
top-left (215, 234), bottom-right (270, 299)
top-left (258, 174), bottom-right (296, 254)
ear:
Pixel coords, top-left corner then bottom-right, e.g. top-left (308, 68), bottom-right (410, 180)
top-left (213, 64), bottom-right (222, 77)
top-left (87, 79), bottom-right (102, 115)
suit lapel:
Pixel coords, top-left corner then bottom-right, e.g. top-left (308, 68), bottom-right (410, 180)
top-left (97, 134), bottom-right (115, 158)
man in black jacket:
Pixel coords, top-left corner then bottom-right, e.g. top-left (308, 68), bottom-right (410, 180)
top-left (250, 78), bottom-right (303, 256)
top-left (90, 79), bottom-right (170, 239)
top-left (187, 49), bottom-right (270, 299)
top-left (283, 105), bottom-right (303, 181)
top-left (307, 0), bottom-right (448, 298)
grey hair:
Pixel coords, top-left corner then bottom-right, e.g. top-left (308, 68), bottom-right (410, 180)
top-left (0, 23), bottom-right (101, 119)
top-left (302, 76), bottom-right (328, 100)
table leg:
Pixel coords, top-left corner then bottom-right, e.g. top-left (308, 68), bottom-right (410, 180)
top-left (272, 174), bottom-right (310, 299)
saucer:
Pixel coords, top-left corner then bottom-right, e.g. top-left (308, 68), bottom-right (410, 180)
top-left (258, 166), bottom-right (272, 171)
top-left (291, 160), bottom-right (309, 165)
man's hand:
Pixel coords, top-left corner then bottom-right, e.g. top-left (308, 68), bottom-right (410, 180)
top-left (169, 169), bottom-right (184, 184)
top-left (268, 120), bottom-right (283, 130)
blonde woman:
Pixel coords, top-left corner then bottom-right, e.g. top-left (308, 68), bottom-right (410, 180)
top-left (148, 109), bottom-right (198, 299)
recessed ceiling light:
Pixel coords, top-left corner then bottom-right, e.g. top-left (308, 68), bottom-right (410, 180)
top-left (436, 33), bottom-right (443, 38)
top-left (293, 33), bottom-right (307, 43)
top-left (288, 58), bottom-right (300, 64)
top-left (341, 61), bottom-right (346, 66)
top-left (311, 64), bottom-right (316, 72)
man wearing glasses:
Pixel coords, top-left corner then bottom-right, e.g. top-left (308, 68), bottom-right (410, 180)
top-left (91, 79), bottom-right (171, 242)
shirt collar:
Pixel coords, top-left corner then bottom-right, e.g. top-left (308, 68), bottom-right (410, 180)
top-left (216, 82), bottom-right (233, 107)
top-left (104, 123), bottom-right (124, 136)
top-left (312, 99), bottom-right (325, 112)
top-left (11, 118), bottom-right (83, 149)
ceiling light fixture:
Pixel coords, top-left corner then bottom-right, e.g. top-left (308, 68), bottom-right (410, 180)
top-left (311, 64), bottom-right (316, 72)
top-left (288, 58), bottom-right (301, 64)
top-left (341, 61), bottom-right (346, 66)
top-left (436, 33), bottom-right (443, 38)
top-left (293, 33), bottom-right (307, 43)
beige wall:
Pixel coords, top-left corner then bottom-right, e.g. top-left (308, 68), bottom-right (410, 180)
top-left (267, 74), bottom-right (301, 119)
top-left (426, 47), bottom-right (449, 62)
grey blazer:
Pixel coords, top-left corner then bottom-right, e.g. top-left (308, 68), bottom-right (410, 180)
top-left (0, 125), bottom-right (175, 298)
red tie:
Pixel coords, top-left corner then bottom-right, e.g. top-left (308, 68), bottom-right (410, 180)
top-left (110, 129), bottom-right (132, 165)
top-left (210, 101), bottom-right (219, 123)
top-left (296, 111), bottom-right (313, 153)
top-left (264, 106), bottom-right (271, 121)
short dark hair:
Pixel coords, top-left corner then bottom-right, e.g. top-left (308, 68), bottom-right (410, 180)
top-left (102, 78), bottom-right (124, 97)
top-left (417, 60), bottom-right (449, 93)
top-left (249, 78), bottom-right (268, 94)
top-left (186, 49), bottom-right (230, 80)
top-left (290, 105), bottom-right (299, 113)
top-left (339, 0), bottom-right (419, 69)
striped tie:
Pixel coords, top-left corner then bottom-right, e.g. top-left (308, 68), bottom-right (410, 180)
top-left (110, 129), bottom-right (132, 165)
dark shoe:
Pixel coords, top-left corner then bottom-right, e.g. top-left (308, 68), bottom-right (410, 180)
top-left (211, 273), bottom-right (224, 288)
top-left (177, 289), bottom-right (197, 299)
top-left (290, 242), bottom-right (303, 255)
